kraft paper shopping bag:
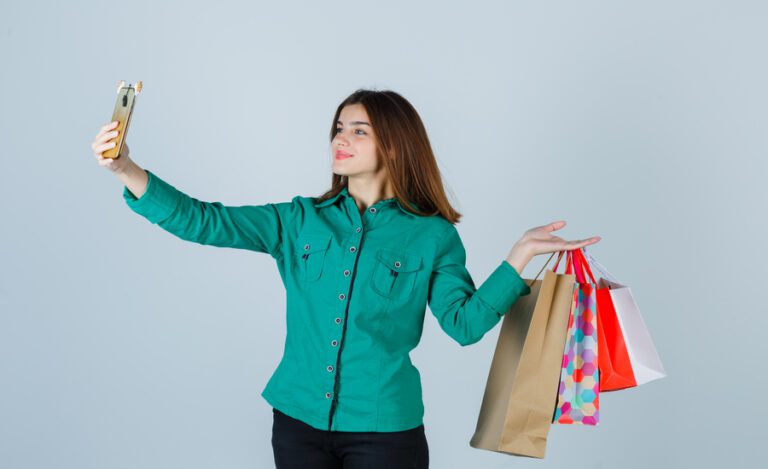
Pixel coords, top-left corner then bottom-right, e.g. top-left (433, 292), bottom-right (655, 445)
top-left (470, 251), bottom-right (576, 458)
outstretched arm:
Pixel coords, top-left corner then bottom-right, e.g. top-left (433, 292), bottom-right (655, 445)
top-left (120, 161), bottom-right (294, 258)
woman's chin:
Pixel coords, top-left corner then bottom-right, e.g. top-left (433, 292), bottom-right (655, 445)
top-left (332, 164), bottom-right (355, 175)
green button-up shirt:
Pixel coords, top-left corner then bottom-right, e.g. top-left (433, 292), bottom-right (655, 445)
top-left (123, 169), bottom-right (531, 432)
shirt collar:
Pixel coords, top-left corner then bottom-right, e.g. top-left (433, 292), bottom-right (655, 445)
top-left (314, 186), bottom-right (420, 216)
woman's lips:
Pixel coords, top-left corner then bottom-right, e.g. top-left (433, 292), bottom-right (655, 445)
top-left (335, 153), bottom-right (353, 160)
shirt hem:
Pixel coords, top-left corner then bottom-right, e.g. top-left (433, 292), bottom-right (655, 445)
top-left (262, 390), bottom-right (425, 432)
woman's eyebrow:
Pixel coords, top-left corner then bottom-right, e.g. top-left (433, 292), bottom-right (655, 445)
top-left (336, 120), bottom-right (371, 127)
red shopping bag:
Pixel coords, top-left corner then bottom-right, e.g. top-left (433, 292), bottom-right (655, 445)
top-left (572, 249), bottom-right (636, 391)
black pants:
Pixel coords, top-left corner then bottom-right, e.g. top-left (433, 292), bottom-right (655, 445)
top-left (271, 408), bottom-right (429, 469)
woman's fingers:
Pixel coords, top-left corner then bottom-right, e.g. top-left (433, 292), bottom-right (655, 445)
top-left (525, 220), bottom-right (565, 237)
top-left (93, 141), bottom-right (117, 156)
top-left (566, 237), bottom-right (601, 249)
top-left (103, 130), bottom-right (119, 143)
top-left (533, 235), bottom-right (601, 255)
top-left (94, 121), bottom-right (119, 142)
top-left (544, 220), bottom-right (566, 232)
top-left (95, 129), bottom-right (119, 145)
top-left (529, 220), bottom-right (565, 235)
top-left (91, 134), bottom-right (114, 153)
top-left (101, 121), bottom-right (118, 132)
top-left (91, 122), bottom-right (120, 158)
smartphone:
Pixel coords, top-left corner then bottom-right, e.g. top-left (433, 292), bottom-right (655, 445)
top-left (103, 80), bottom-right (142, 159)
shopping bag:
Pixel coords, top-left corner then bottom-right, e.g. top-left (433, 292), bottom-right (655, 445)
top-left (582, 247), bottom-right (666, 386)
top-left (573, 248), bottom-right (637, 391)
top-left (470, 251), bottom-right (577, 458)
top-left (552, 248), bottom-right (600, 425)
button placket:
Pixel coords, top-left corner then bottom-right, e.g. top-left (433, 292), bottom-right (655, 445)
top-left (338, 232), bottom-right (360, 302)
top-left (326, 214), bottom-right (367, 431)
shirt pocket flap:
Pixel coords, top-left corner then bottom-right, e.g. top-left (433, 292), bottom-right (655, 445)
top-left (297, 233), bottom-right (332, 255)
top-left (375, 248), bottom-right (422, 273)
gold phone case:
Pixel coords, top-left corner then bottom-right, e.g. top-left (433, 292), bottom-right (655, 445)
top-left (103, 80), bottom-right (142, 159)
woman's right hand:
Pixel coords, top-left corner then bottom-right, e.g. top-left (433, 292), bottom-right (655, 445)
top-left (91, 120), bottom-right (132, 173)
top-left (505, 221), bottom-right (601, 275)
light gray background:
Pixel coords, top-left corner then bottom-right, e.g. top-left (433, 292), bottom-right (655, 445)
top-left (1, 1), bottom-right (765, 468)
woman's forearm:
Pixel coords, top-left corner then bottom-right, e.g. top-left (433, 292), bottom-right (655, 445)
top-left (116, 158), bottom-right (149, 199)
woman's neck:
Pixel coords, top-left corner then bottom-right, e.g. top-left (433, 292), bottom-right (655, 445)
top-left (347, 177), bottom-right (395, 212)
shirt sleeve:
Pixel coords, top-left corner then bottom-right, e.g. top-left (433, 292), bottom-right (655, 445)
top-left (427, 223), bottom-right (531, 346)
top-left (122, 169), bottom-right (297, 259)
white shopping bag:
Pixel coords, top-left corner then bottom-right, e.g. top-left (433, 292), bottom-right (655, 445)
top-left (583, 247), bottom-right (666, 386)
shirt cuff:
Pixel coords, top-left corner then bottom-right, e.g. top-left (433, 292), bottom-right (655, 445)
top-left (475, 260), bottom-right (532, 315)
top-left (122, 169), bottom-right (181, 224)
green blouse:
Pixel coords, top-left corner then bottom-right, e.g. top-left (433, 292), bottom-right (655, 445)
top-left (123, 169), bottom-right (531, 432)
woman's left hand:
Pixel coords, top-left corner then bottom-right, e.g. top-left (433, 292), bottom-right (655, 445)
top-left (505, 220), bottom-right (601, 274)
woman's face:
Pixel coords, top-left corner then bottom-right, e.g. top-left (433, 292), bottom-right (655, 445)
top-left (331, 104), bottom-right (381, 178)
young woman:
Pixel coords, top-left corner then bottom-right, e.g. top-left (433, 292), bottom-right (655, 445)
top-left (90, 89), bottom-right (600, 469)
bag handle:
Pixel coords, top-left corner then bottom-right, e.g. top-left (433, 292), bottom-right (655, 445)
top-left (552, 250), bottom-right (565, 272)
top-left (523, 245), bottom-right (606, 288)
top-left (525, 251), bottom-right (557, 288)
top-left (555, 249), bottom-right (586, 283)
top-left (581, 246), bottom-right (621, 284)
top-left (569, 250), bottom-right (587, 284)
top-left (525, 248), bottom-right (581, 288)
top-left (572, 248), bottom-right (597, 285)
top-left (552, 250), bottom-right (573, 274)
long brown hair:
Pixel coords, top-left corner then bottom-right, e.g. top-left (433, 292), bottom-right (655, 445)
top-left (315, 89), bottom-right (462, 224)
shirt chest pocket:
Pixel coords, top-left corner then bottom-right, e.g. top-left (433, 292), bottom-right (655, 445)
top-left (295, 233), bottom-right (332, 282)
top-left (370, 248), bottom-right (423, 299)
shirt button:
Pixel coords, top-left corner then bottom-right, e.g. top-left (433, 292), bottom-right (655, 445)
top-left (327, 365), bottom-right (334, 372)
top-left (325, 392), bottom-right (331, 399)
top-left (356, 227), bottom-right (361, 233)
top-left (304, 244), bottom-right (310, 250)
top-left (349, 246), bottom-right (356, 252)
top-left (331, 340), bottom-right (338, 347)
top-left (394, 261), bottom-right (401, 268)
top-left (338, 293), bottom-right (345, 300)
top-left (335, 317), bottom-right (342, 324)
top-left (343, 269), bottom-right (350, 276)
top-left (369, 207), bottom-right (376, 213)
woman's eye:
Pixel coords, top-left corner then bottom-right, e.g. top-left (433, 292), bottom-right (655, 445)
top-left (335, 128), bottom-right (365, 135)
